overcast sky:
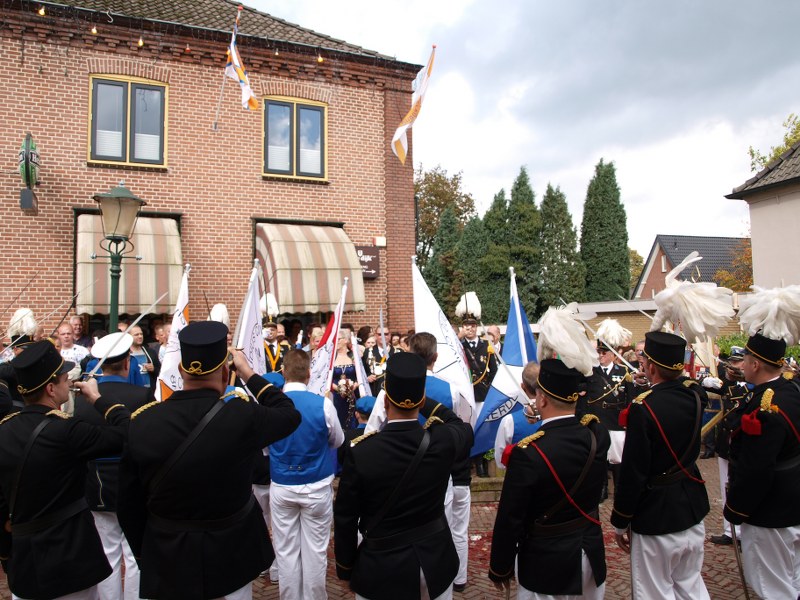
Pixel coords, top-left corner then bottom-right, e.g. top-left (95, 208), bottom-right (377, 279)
top-left (250, 0), bottom-right (799, 257)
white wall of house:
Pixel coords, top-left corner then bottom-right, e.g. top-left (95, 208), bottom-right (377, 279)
top-left (743, 185), bottom-right (800, 287)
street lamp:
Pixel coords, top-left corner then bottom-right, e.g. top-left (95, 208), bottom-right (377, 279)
top-left (93, 181), bottom-right (146, 332)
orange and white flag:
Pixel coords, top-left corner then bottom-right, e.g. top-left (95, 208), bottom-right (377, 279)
top-left (155, 264), bottom-right (190, 401)
top-left (225, 6), bottom-right (259, 110)
top-left (391, 45), bottom-right (435, 164)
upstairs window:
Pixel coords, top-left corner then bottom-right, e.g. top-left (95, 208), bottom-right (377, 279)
top-left (264, 98), bottom-right (326, 179)
top-left (90, 77), bottom-right (167, 166)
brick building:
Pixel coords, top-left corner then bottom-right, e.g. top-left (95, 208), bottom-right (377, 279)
top-left (1, 0), bottom-right (420, 337)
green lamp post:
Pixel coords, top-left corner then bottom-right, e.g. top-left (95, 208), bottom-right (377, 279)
top-left (93, 182), bottom-right (146, 332)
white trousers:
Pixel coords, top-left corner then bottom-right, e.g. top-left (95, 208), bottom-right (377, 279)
top-left (212, 582), bottom-right (252, 600)
top-left (253, 483), bottom-right (279, 582)
top-left (270, 482), bottom-right (333, 600)
top-left (14, 586), bottom-right (99, 600)
top-left (741, 523), bottom-right (800, 599)
top-left (630, 522), bottom-right (709, 600)
top-left (517, 550), bottom-right (604, 600)
top-left (717, 458), bottom-right (732, 537)
top-left (446, 485), bottom-right (470, 586)
top-left (92, 511), bottom-right (140, 600)
top-left (356, 569), bottom-right (452, 600)
top-left (607, 430), bottom-right (625, 465)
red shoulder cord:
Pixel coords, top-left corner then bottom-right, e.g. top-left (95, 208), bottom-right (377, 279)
top-left (641, 400), bottom-right (704, 484)
top-left (527, 443), bottom-right (601, 526)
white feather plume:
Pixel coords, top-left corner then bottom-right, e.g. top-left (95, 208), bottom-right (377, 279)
top-left (208, 304), bottom-right (230, 329)
top-left (650, 251), bottom-right (734, 344)
top-left (596, 318), bottom-right (632, 349)
top-left (259, 293), bottom-right (280, 319)
top-left (455, 292), bottom-right (481, 320)
top-left (8, 308), bottom-right (36, 338)
top-left (738, 285), bottom-right (800, 345)
top-left (536, 304), bottom-right (598, 376)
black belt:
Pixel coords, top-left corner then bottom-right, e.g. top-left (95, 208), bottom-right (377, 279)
top-left (147, 495), bottom-right (256, 532)
top-left (528, 510), bottom-right (599, 537)
top-left (775, 452), bottom-right (800, 472)
top-left (650, 463), bottom-right (697, 487)
top-left (362, 515), bottom-right (447, 551)
top-left (12, 498), bottom-right (88, 536)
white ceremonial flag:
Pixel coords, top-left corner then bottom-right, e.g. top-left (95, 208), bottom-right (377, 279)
top-left (155, 264), bottom-right (190, 401)
top-left (236, 260), bottom-right (267, 377)
top-left (391, 46), bottom-right (435, 164)
top-left (308, 278), bottom-right (349, 397)
top-left (351, 333), bottom-right (371, 398)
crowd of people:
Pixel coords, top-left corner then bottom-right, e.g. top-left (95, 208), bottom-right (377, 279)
top-left (0, 287), bottom-right (798, 600)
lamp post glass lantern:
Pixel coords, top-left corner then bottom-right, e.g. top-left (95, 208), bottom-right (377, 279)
top-left (93, 182), bottom-right (146, 332)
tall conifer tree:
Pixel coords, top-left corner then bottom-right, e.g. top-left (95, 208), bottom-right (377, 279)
top-left (424, 207), bottom-right (463, 314)
top-left (506, 167), bottom-right (541, 317)
top-left (478, 190), bottom-right (512, 324)
top-left (539, 183), bottom-right (585, 311)
top-left (579, 159), bottom-right (630, 301)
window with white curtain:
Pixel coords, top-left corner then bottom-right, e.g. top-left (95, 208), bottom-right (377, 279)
top-left (263, 98), bottom-right (326, 179)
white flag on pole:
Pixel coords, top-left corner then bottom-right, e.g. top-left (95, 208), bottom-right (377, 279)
top-left (236, 260), bottom-right (267, 377)
top-left (155, 264), bottom-right (190, 401)
top-left (308, 278), bottom-right (349, 397)
top-left (351, 333), bottom-right (371, 398)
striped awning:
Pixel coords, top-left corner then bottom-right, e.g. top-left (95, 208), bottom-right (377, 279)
top-left (255, 222), bottom-right (366, 313)
top-left (76, 214), bottom-right (183, 315)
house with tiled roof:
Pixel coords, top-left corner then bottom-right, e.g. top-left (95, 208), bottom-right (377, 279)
top-left (632, 234), bottom-right (750, 299)
top-left (726, 141), bottom-right (800, 286)
top-left (1, 0), bottom-right (421, 335)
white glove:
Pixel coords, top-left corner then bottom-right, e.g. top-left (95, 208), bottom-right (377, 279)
top-left (702, 376), bottom-right (723, 390)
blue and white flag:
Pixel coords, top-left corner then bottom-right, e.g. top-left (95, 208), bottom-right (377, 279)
top-left (471, 268), bottom-right (537, 456)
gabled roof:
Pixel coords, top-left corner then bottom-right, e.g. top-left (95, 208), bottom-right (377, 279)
top-left (633, 234), bottom-right (750, 298)
top-left (727, 140), bottom-right (800, 199)
top-left (40, 0), bottom-right (392, 60)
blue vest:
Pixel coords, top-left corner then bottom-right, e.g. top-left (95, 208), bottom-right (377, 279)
top-left (511, 409), bottom-right (542, 444)
top-left (270, 389), bottom-right (334, 485)
top-left (419, 375), bottom-right (453, 425)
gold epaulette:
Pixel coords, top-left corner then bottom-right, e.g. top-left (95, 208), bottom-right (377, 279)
top-left (784, 371), bottom-right (795, 380)
top-left (131, 400), bottom-right (159, 420)
top-left (683, 379), bottom-right (698, 388)
top-left (632, 390), bottom-right (652, 404)
top-left (423, 416), bottom-right (443, 429)
top-left (222, 388), bottom-right (249, 402)
top-left (580, 414), bottom-right (600, 427)
top-left (623, 372), bottom-right (633, 383)
top-left (486, 344), bottom-right (494, 354)
top-left (517, 430), bottom-right (545, 448)
top-left (760, 389), bottom-right (779, 413)
top-left (350, 430), bottom-right (378, 447)
top-left (46, 409), bottom-right (71, 419)
top-left (0, 412), bottom-right (20, 425)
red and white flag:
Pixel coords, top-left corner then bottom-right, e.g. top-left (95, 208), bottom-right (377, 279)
top-left (308, 278), bottom-right (349, 397)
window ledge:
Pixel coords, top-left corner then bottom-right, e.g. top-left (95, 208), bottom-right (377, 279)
top-left (261, 174), bottom-right (329, 185)
top-left (88, 161), bottom-right (168, 173)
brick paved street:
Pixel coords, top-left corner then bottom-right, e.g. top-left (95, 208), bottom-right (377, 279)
top-left (0, 459), bottom-right (754, 599)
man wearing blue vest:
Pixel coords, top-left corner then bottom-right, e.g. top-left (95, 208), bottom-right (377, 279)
top-left (270, 349), bottom-right (344, 600)
top-left (494, 362), bottom-right (542, 470)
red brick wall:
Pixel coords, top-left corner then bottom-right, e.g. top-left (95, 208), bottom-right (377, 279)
top-left (0, 9), bottom-right (417, 335)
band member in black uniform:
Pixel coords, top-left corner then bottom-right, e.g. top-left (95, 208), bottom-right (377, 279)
top-left (490, 358), bottom-right (610, 599)
top-left (461, 316), bottom-right (497, 477)
top-left (611, 331), bottom-right (710, 599)
top-left (0, 333), bottom-right (35, 416)
top-left (579, 340), bottom-right (633, 499)
top-left (264, 320), bottom-right (290, 374)
top-left (117, 321), bottom-right (301, 600)
top-left (363, 338), bottom-right (393, 396)
top-left (334, 352), bottom-right (474, 600)
top-left (0, 340), bottom-right (130, 599)
top-left (723, 332), bottom-right (800, 599)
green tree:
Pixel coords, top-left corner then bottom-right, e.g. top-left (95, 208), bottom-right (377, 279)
top-left (748, 113), bottom-right (800, 172)
top-left (415, 165), bottom-right (476, 270)
top-left (455, 217), bottom-right (496, 320)
top-left (714, 238), bottom-right (753, 292)
top-left (629, 247), bottom-right (644, 294)
top-left (580, 159), bottom-right (630, 301)
top-left (477, 188), bottom-right (513, 323)
top-left (482, 189), bottom-right (509, 245)
top-left (506, 167), bottom-right (541, 316)
top-left (424, 207), bottom-right (463, 313)
top-left (538, 184), bottom-right (585, 311)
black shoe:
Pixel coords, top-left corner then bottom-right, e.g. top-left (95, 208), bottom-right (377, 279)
top-left (710, 534), bottom-right (732, 545)
top-left (453, 582), bottom-right (466, 592)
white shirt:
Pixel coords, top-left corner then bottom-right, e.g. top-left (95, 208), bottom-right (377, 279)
top-left (60, 344), bottom-right (89, 364)
top-left (272, 381), bottom-right (344, 492)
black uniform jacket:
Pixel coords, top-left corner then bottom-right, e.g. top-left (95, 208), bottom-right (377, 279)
top-left (0, 363), bottom-right (22, 416)
top-left (578, 364), bottom-right (633, 432)
top-left (490, 416), bottom-right (610, 596)
top-left (724, 374), bottom-right (800, 528)
top-left (462, 338), bottom-right (497, 404)
top-left (611, 378), bottom-right (710, 535)
top-left (117, 374), bottom-right (301, 600)
top-left (362, 345), bottom-right (394, 396)
top-left (714, 380), bottom-right (749, 460)
top-left (74, 379), bottom-right (150, 511)
top-left (334, 399), bottom-right (473, 600)
top-left (0, 397), bottom-right (130, 599)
